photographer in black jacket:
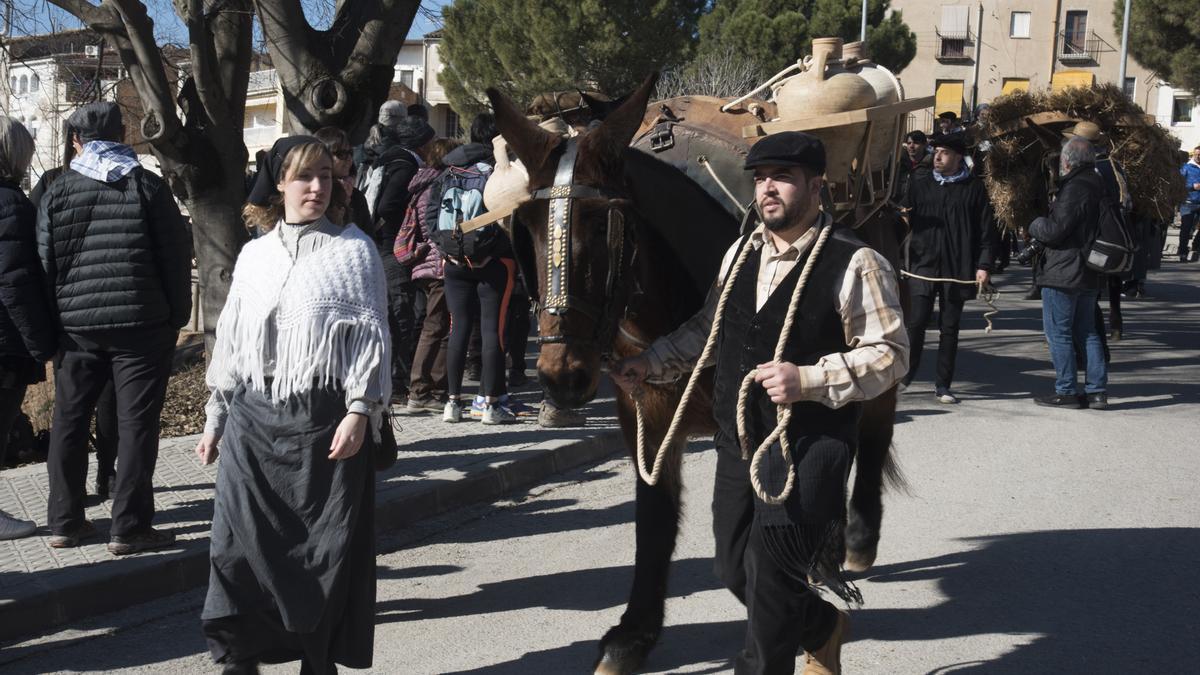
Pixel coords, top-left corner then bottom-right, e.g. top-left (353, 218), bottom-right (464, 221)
top-left (1028, 137), bottom-right (1108, 410)
top-left (37, 103), bottom-right (192, 554)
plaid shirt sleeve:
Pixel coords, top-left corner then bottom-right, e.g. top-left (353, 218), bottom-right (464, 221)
top-left (794, 248), bottom-right (910, 407)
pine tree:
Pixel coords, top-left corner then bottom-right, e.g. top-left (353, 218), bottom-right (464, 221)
top-left (441, 0), bottom-right (706, 116)
top-left (1114, 0), bottom-right (1200, 95)
top-left (695, 0), bottom-right (916, 76)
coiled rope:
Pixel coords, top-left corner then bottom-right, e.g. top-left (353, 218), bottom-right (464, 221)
top-left (898, 271), bottom-right (1000, 333)
top-left (634, 223), bottom-right (834, 506)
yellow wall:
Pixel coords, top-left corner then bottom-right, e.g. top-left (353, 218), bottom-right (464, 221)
top-left (1001, 78), bottom-right (1030, 95)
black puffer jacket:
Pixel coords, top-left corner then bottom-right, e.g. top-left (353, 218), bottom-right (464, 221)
top-left (1030, 164), bottom-right (1103, 292)
top-left (36, 166), bottom-right (193, 333)
top-left (0, 180), bottom-right (56, 365)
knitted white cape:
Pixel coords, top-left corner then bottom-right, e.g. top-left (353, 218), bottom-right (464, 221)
top-left (206, 222), bottom-right (391, 424)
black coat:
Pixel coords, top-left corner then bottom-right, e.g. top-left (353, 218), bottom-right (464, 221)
top-left (0, 180), bottom-right (57, 369)
top-left (36, 166), bottom-right (193, 334)
top-left (902, 170), bottom-right (999, 299)
top-left (1030, 165), bottom-right (1103, 292)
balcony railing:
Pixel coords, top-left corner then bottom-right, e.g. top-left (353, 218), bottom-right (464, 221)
top-left (1058, 29), bottom-right (1105, 63)
top-left (936, 28), bottom-right (975, 62)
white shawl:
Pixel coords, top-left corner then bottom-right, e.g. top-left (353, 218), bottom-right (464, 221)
top-left (206, 222), bottom-right (391, 428)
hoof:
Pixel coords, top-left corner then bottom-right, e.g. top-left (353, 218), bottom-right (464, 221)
top-left (844, 545), bottom-right (877, 573)
top-left (595, 625), bottom-right (658, 675)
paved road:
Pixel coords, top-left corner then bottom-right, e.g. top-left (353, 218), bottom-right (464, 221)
top-left (2, 262), bottom-right (1197, 673)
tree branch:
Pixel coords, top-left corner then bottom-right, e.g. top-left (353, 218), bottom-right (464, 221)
top-left (338, 0), bottom-right (419, 84)
top-left (173, 0), bottom-right (229, 123)
top-left (252, 0), bottom-right (316, 86)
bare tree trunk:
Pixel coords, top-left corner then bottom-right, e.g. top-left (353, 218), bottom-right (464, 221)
top-left (255, 0), bottom-right (421, 141)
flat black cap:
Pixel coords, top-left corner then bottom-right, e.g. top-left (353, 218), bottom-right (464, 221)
top-left (938, 111), bottom-right (959, 121)
top-left (745, 131), bottom-right (826, 174)
top-left (67, 102), bottom-right (123, 143)
top-left (930, 131), bottom-right (967, 155)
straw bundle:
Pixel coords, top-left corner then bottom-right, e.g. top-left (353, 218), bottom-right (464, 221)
top-left (979, 83), bottom-right (1186, 230)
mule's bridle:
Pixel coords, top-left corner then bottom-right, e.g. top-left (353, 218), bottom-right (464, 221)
top-left (526, 137), bottom-right (634, 354)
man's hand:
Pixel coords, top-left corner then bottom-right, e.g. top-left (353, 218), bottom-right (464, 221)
top-left (612, 354), bottom-right (651, 394)
top-left (975, 268), bottom-right (990, 286)
top-left (754, 361), bottom-right (805, 404)
top-left (329, 413), bottom-right (369, 460)
top-left (195, 433), bottom-right (220, 466)
top-left (1193, 182), bottom-right (1200, 191)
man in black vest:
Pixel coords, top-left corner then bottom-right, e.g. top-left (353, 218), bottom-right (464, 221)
top-left (37, 103), bottom-right (192, 554)
top-left (614, 132), bottom-right (909, 674)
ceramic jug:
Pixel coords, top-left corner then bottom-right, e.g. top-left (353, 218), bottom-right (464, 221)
top-left (772, 37), bottom-right (875, 119)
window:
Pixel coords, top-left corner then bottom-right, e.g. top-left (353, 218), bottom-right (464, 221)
top-left (1064, 10), bottom-right (1088, 52)
top-left (1122, 78), bottom-right (1135, 99)
top-left (937, 5), bottom-right (971, 59)
top-left (18, 75), bottom-right (27, 94)
top-left (30, 74), bottom-right (39, 92)
top-left (1172, 97), bottom-right (1194, 125)
top-left (1002, 78), bottom-right (1030, 95)
top-left (399, 69), bottom-right (414, 89)
top-left (1010, 11), bottom-right (1031, 39)
top-left (8, 77), bottom-right (15, 92)
top-left (445, 109), bottom-right (461, 138)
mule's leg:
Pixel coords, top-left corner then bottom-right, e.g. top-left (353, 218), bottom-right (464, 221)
top-left (845, 387), bottom-right (899, 573)
top-left (595, 468), bottom-right (682, 675)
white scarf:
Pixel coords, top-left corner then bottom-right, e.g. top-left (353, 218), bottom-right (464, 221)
top-left (206, 222), bottom-right (391, 421)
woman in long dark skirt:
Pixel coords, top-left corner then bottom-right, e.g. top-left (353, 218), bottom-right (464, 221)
top-left (195, 136), bottom-right (391, 674)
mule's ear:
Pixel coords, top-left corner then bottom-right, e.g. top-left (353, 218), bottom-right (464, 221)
top-left (580, 91), bottom-right (629, 120)
top-left (581, 74), bottom-right (658, 162)
top-left (486, 87), bottom-right (561, 173)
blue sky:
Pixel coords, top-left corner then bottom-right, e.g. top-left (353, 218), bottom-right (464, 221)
top-left (3, 0), bottom-right (450, 42)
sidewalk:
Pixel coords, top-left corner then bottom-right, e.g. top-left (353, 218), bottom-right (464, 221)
top-left (0, 384), bottom-right (622, 643)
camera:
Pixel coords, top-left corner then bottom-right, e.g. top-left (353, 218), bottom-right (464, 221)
top-left (1017, 239), bottom-right (1045, 266)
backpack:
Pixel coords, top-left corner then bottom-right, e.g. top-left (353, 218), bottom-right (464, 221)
top-left (1085, 165), bottom-right (1136, 274)
top-left (393, 184), bottom-right (432, 267)
top-left (425, 162), bottom-right (503, 264)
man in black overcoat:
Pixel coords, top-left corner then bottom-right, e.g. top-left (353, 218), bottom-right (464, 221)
top-left (900, 132), bottom-right (999, 403)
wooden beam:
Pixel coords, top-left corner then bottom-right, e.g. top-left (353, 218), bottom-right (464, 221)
top-left (742, 96), bottom-right (936, 138)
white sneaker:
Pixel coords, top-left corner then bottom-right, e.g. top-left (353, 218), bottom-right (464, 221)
top-left (0, 509), bottom-right (37, 540)
top-left (935, 390), bottom-right (960, 404)
top-left (442, 400), bottom-right (463, 423)
top-left (481, 403), bottom-right (517, 425)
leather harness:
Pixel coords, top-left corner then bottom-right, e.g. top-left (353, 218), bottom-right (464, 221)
top-left (525, 137), bottom-right (634, 355)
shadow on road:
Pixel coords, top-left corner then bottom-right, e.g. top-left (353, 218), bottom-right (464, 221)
top-left (855, 527), bottom-right (1200, 673)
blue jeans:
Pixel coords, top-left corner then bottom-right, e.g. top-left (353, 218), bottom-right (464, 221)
top-left (1041, 287), bottom-right (1107, 395)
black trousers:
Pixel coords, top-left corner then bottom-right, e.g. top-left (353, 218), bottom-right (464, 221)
top-left (903, 290), bottom-right (966, 391)
top-left (0, 384), bottom-right (28, 468)
top-left (383, 256), bottom-right (422, 396)
top-left (506, 288), bottom-right (532, 375)
top-left (444, 258), bottom-right (514, 399)
top-left (95, 378), bottom-right (118, 484)
top-left (46, 332), bottom-right (175, 536)
top-left (1179, 210), bottom-right (1200, 260)
top-left (713, 447), bottom-right (838, 674)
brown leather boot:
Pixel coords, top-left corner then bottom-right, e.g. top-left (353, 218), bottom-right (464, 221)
top-left (802, 610), bottom-right (849, 675)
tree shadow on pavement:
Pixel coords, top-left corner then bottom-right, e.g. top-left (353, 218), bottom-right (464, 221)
top-left (377, 556), bottom-right (721, 623)
top-left (441, 619), bottom-right (743, 675)
top-left (853, 527), bottom-right (1200, 673)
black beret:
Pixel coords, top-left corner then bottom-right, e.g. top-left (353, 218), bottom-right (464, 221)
top-left (247, 135), bottom-right (323, 206)
top-left (745, 131), bottom-right (826, 174)
top-left (67, 102), bottom-right (123, 143)
top-left (938, 111), bottom-right (959, 121)
top-left (930, 131), bottom-right (967, 155)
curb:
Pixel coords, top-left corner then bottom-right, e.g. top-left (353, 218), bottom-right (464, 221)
top-left (0, 429), bottom-right (622, 644)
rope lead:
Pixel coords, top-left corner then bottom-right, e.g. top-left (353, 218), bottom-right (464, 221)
top-left (634, 222), bottom-right (834, 508)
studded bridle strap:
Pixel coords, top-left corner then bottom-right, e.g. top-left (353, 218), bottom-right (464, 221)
top-left (542, 139), bottom-right (581, 316)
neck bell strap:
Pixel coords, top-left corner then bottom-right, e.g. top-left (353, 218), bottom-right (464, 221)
top-left (543, 138), bottom-right (580, 315)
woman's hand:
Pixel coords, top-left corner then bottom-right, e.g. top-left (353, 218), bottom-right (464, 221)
top-left (196, 433), bottom-right (220, 465)
top-left (329, 413), bottom-right (369, 460)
